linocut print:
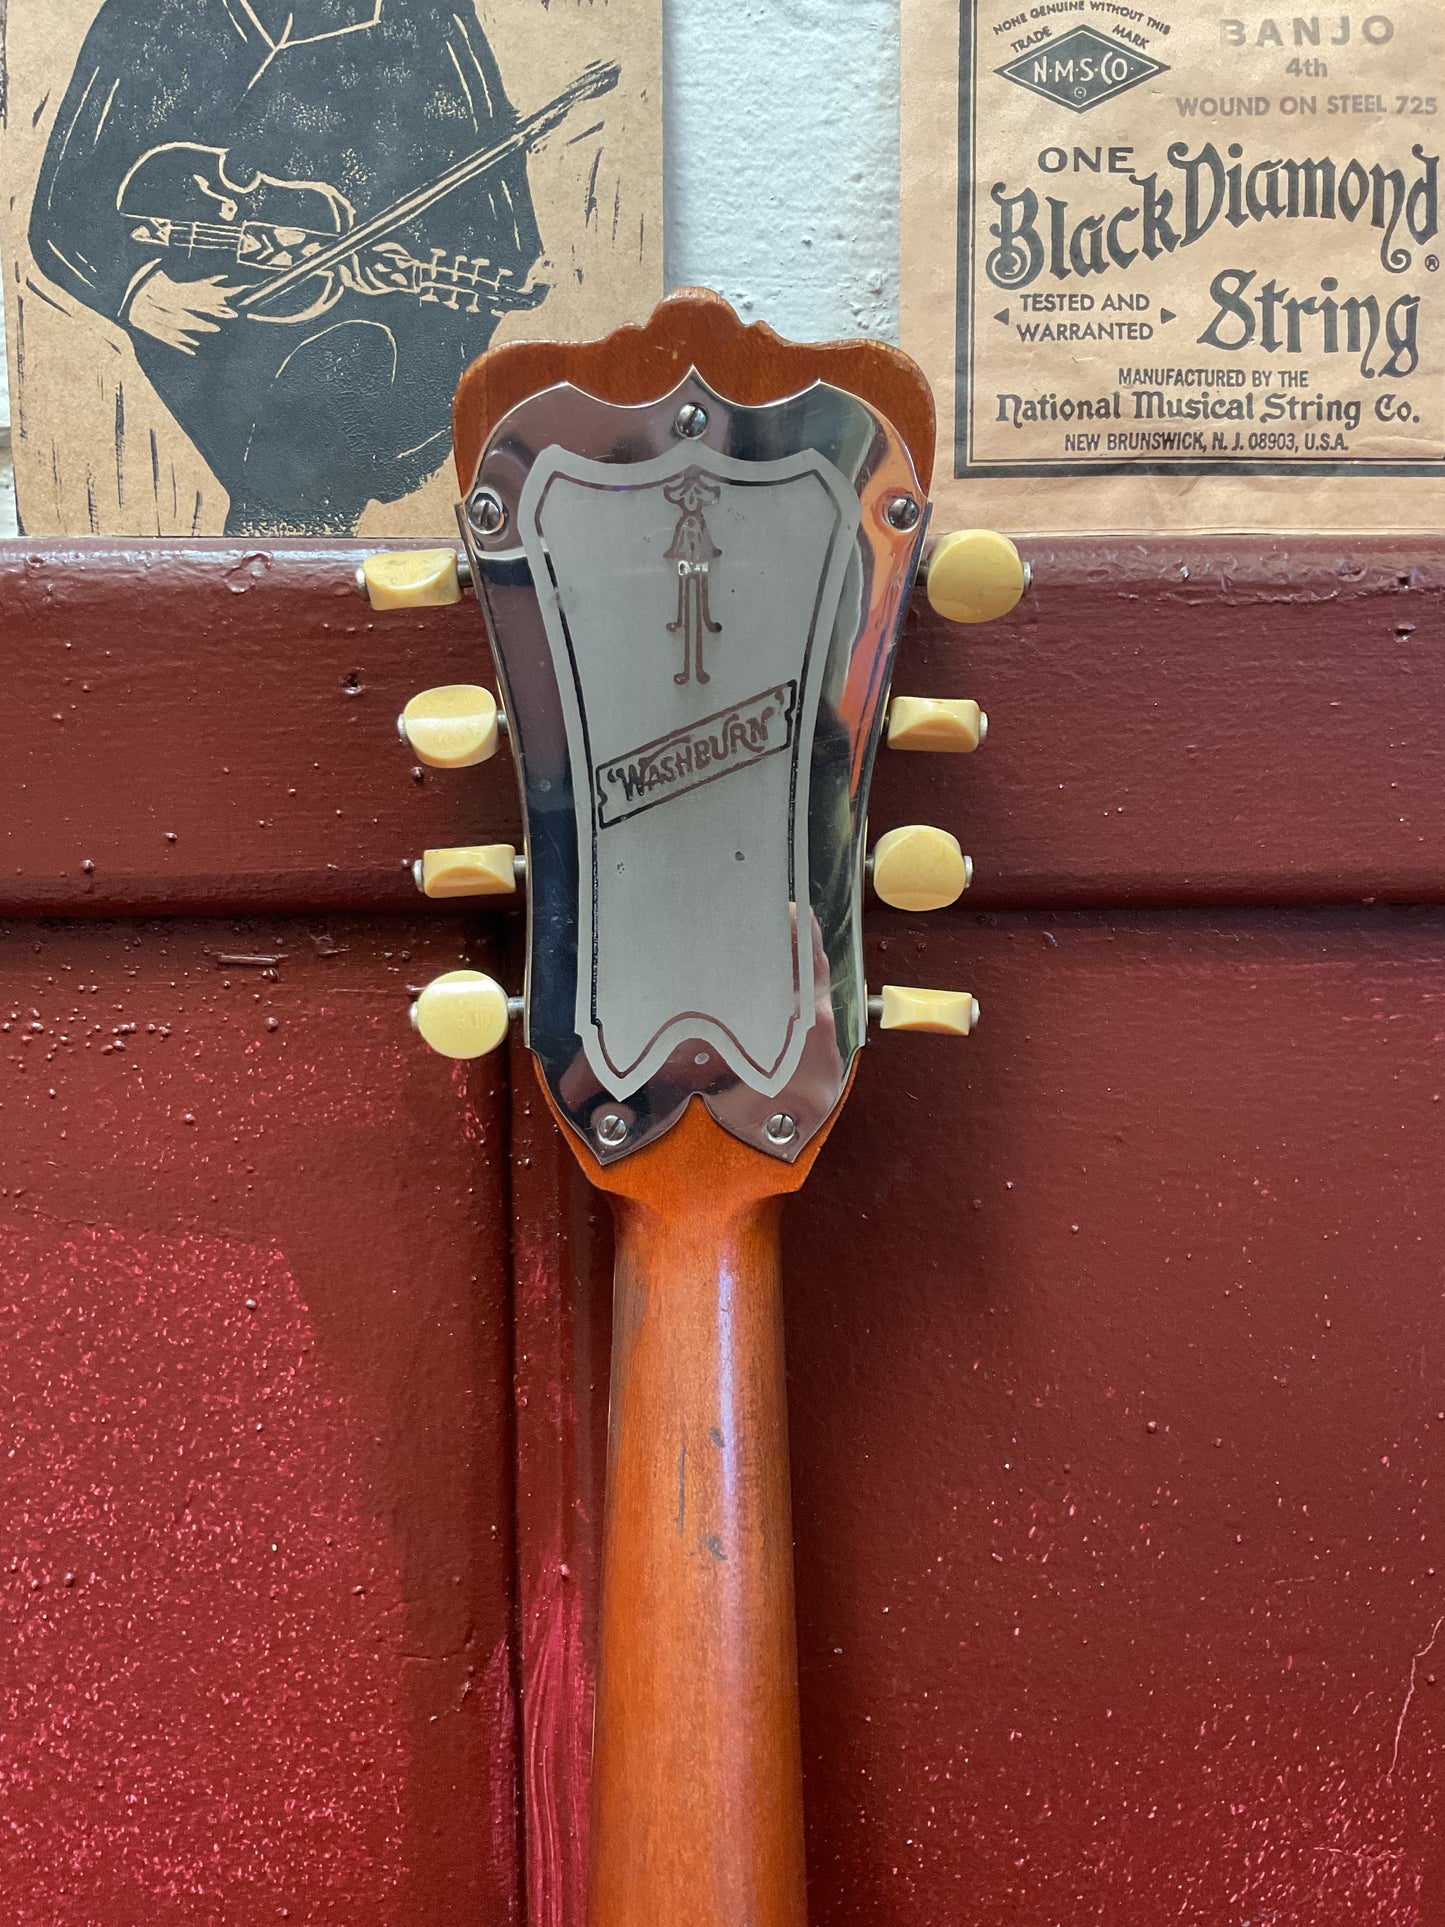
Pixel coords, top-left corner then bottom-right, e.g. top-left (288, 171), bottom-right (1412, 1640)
top-left (0, 0), bottom-right (660, 535)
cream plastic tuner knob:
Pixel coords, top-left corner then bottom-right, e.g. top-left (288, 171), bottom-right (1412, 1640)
top-left (414, 845), bottom-right (521, 899)
top-left (888, 696), bottom-right (988, 754)
top-left (926, 529), bottom-right (1029, 624)
top-left (398, 685), bottom-right (500, 769)
top-left (870, 825), bottom-right (973, 912)
top-left (411, 970), bottom-right (513, 1059)
top-left (870, 986), bottom-right (980, 1037)
top-left (359, 549), bottom-right (465, 610)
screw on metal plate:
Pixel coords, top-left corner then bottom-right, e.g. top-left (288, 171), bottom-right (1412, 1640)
top-left (885, 495), bottom-right (921, 532)
top-left (765, 1113), bottom-right (798, 1146)
top-left (675, 403), bottom-right (709, 440)
top-left (466, 487), bottom-right (508, 538)
top-left (596, 1112), bottom-right (630, 1148)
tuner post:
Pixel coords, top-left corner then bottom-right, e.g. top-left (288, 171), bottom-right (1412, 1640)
top-left (925, 529), bottom-right (1029, 625)
top-left (398, 683), bottom-right (503, 769)
top-left (870, 825), bottom-right (973, 912)
top-left (868, 987), bottom-right (980, 1037)
top-left (413, 845), bottom-right (523, 899)
top-left (411, 970), bottom-right (516, 1059)
top-left (887, 696), bottom-right (988, 755)
top-left (357, 548), bottom-right (471, 610)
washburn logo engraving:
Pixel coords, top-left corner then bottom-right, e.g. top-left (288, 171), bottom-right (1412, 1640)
top-left (595, 683), bottom-right (797, 828)
top-left (664, 468), bottom-right (722, 686)
top-left (996, 27), bottom-right (1167, 114)
top-left (987, 142), bottom-right (1440, 290)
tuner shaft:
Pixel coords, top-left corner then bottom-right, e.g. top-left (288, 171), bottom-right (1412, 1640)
top-left (413, 845), bottom-right (522, 899)
top-left (398, 684), bottom-right (501, 769)
top-left (869, 987), bottom-right (980, 1036)
top-left (357, 548), bottom-right (469, 609)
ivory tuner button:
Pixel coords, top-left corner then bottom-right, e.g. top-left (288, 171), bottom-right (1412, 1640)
top-left (411, 970), bottom-right (512, 1059)
top-left (399, 684), bottom-right (499, 769)
top-left (871, 825), bottom-right (973, 912)
top-left (888, 696), bottom-right (988, 754)
top-left (415, 845), bottom-right (519, 899)
top-left (926, 529), bottom-right (1029, 624)
top-left (360, 549), bottom-right (464, 610)
top-left (873, 986), bottom-right (981, 1037)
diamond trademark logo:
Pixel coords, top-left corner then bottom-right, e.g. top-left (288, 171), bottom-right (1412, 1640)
top-left (996, 27), bottom-right (1167, 115)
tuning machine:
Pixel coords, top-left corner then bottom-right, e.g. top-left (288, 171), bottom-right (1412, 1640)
top-left (887, 696), bottom-right (986, 755)
top-left (396, 683), bottom-right (506, 769)
top-left (411, 970), bottom-right (521, 1060)
top-left (923, 528), bottom-right (1029, 626)
top-left (862, 528), bottom-right (1021, 1045)
top-left (356, 547), bottom-right (473, 611)
top-left (413, 844), bottom-right (524, 899)
top-left (868, 987), bottom-right (980, 1038)
top-left (868, 825), bottom-right (972, 912)
top-left (885, 526), bottom-right (1024, 757)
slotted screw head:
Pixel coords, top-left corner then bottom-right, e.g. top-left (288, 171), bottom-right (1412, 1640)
top-left (466, 487), bottom-right (507, 538)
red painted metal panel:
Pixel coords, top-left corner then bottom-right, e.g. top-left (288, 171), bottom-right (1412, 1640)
top-left (4, 539), bottom-right (1445, 1926)
top-left (3, 543), bottom-right (1445, 915)
top-left (0, 545), bottom-right (518, 918)
top-left (0, 914), bottom-right (520, 1926)
top-left (794, 907), bottom-right (1445, 1927)
top-left (508, 1080), bottom-right (611, 1927)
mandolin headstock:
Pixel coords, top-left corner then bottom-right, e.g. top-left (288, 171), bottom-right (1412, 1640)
top-left (360, 290), bottom-right (1032, 1927)
top-left (361, 290), bottom-right (1028, 1182)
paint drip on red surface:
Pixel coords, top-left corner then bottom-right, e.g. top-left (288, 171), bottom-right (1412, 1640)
top-left (0, 1221), bottom-right (408, 1925)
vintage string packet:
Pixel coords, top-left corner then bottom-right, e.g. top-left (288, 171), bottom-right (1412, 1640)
top-left (903, 0), bottom-right (1445, 530)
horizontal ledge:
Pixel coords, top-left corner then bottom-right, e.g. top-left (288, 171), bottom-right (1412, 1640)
top-left (3, 881), bottom-right (1443, 922)
top-left (0, 871), bottom-right (529, 919)
top-left (3, 536), bottom-right (1443, 920)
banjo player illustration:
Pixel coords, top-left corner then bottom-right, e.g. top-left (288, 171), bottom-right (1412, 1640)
top-left (29, 0), bottom-right (618, 533)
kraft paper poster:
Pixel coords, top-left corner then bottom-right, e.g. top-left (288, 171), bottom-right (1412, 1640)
top-left (0, 0), bottom-right (660, 537)
top-left (903, 0), bottom-right (1445, 531)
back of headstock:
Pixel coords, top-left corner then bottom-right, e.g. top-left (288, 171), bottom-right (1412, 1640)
top-left (359, 288), bottom-right (1029, 1927)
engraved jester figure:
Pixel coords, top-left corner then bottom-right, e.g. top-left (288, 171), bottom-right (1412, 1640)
top-left (664, 468), bottom-right (723, 686)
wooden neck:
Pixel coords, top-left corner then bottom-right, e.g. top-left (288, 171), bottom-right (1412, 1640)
top-left (564, 1101), bottom-right (830, 1927)
top-left (452, 293), bottom-right (933, 1925)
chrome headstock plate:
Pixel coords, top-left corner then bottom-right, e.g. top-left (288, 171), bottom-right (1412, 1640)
top-left (460, 370), bottom-right (926, 1161)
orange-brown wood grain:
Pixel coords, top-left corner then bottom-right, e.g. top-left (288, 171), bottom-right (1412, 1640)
top-left (452, 287), bottom-right (936, 492)
top-left (558, 1100), bottom-right (835, 1927)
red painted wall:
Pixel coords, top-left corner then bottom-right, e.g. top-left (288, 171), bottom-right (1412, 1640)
top-left (2, 542), bottom-right (1442, 1925)
top-left (0, 916), bottom-right (519, 1926)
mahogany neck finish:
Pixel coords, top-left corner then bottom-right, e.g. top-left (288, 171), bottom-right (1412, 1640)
top-left (584, 1105), bottom-right (820, 1927)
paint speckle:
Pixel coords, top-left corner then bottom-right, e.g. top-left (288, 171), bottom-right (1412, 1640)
top-left (0, 1221), bottom-right (408, 1922)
